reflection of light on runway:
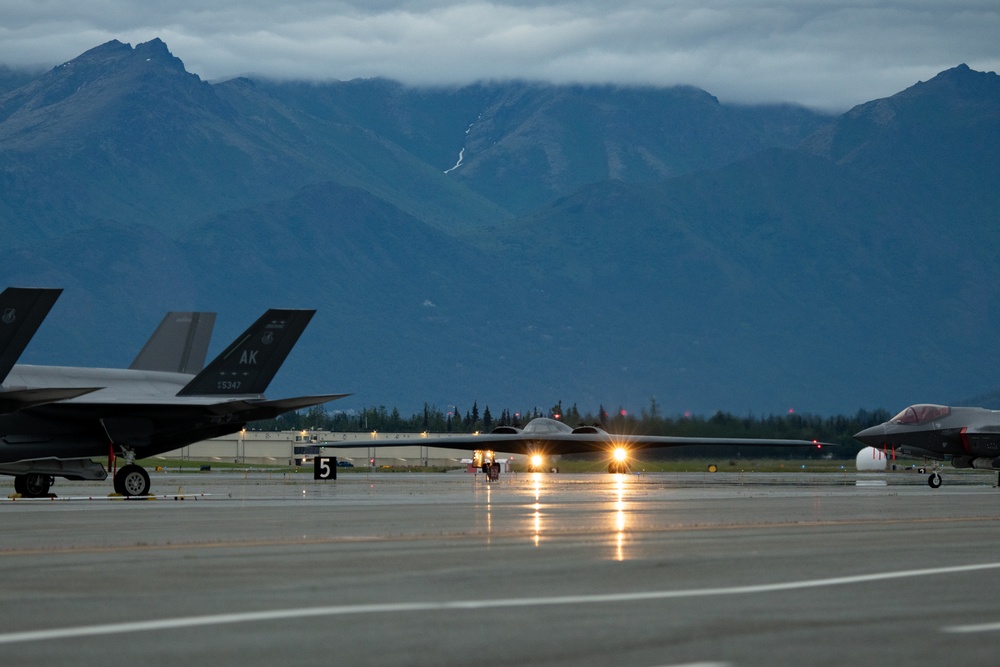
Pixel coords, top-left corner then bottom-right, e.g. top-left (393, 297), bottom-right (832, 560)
top-left (533, 504), bottom-right (541, 547)
top-left (532, 473), bottom-right (543, 547)
top-left (486, 483), bottom-right (492, 544)
top-left (613, 475), bottom-right (627, 561)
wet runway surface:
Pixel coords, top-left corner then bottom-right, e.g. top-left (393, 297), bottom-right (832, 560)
top-left (3, 470), bottom-right (1000, 666)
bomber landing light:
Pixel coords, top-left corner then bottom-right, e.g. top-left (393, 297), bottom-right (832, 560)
top-left (472, 450), bottom-right (496, 468)
top-left (608, 446), bottom-right (631, 474)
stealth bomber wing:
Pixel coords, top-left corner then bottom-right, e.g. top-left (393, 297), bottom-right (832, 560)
top-left (323, 416), bottom-right (829, 473)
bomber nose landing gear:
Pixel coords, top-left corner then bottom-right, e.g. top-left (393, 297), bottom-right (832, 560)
top-left (608, 460), bottom-right (630, 474)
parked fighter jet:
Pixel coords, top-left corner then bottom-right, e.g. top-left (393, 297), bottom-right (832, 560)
top-left (855, 404), bottom-right (1000, 488)
top-left (322, 416), bottom-right (829, 475)
top-left (1, 297), bottom-right (346, 497)
top-left (129, 311), bottom-right (216, 374)
top-left (0, 287), bottom-right (102, 414)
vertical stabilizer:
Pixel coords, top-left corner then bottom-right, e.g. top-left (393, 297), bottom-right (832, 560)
top-left (177, 309), bottom-right (315, 396)
top-left (129, 312), bottom-right (217, 374)
top-left (0, 287), bottom-right (62, 384)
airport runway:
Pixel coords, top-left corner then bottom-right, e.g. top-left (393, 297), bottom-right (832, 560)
top-left (3, 469), bottom-right (1000, 666)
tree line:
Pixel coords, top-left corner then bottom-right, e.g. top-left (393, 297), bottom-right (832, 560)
top-left (251, 400), bottom-right (890, 459)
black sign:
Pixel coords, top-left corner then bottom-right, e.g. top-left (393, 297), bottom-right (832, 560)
top-left (314, 456), bottom-right (338, 480)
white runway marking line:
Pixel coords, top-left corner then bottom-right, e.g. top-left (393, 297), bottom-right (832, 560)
top-left (3, 562), bottom-right (1000, 645)
top-left (943, 621), bottom-right (1000, 634)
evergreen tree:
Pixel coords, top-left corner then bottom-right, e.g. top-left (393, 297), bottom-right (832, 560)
top-left (566, 403), bottom-right (581, 424)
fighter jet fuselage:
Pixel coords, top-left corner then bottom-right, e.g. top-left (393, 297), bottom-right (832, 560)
top-left (0, 365), bottom-right (283, 463)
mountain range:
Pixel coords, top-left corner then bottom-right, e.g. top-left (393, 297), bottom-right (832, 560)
top-left (2, 38), bottom-right (998, 417)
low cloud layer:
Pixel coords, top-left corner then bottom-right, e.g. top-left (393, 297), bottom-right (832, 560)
top-left (2, 0), bottom-right (998, 110)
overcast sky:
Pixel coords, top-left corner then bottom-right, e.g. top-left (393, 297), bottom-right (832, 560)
top-left (1, 0), bottom-right (997, 110)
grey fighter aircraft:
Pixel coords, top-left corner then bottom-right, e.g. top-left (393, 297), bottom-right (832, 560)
top-left (1, 301), bottom-right (347, 498)
top-left (322, 416), bottom-right (829, 474)
top-left (129, 311), bottom-right (216, 374)
top-left (855, 404), bottom-right (1000, 488)
top-left (0, 287), bottom-right (103, 414)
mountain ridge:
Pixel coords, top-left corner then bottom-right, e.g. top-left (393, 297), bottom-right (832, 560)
top-left (1, 40), bottom-right (998, 415)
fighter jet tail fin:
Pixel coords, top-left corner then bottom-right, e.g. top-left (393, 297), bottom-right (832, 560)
top-left (129, 312), bottom-right (217, 374)
top-left (0, 287), bottom-right (62, 384)
top-left (177, 309), bottom-right (315, 397)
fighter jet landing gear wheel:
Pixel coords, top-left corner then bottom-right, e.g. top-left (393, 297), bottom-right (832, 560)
top-left (14, 473), bottom-right (52, 498)
top-left (114, 464), bottom-right (151, 497)
top-left (928, 472), bottom-right (942, 489)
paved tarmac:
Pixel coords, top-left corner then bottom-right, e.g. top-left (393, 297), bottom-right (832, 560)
top-left (3, 469), bottom-right (1000, 666)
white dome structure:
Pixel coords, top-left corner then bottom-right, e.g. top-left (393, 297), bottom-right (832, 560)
top-left (856, 446), bottom-right (888, 471)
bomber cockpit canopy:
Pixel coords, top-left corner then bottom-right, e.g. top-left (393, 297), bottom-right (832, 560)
top-left (890, 404), bottom-right (951, 426)
top-left (522, 418), bottom-right (573, 434)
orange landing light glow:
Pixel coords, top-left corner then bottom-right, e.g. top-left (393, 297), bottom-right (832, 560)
top-left (612, 447), bottom-right (629, 462)
top-left (530, 454), bottom-right (544, 469)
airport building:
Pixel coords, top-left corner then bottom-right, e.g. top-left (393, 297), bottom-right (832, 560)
top-left (157, 429), bottom-right (513, 469)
